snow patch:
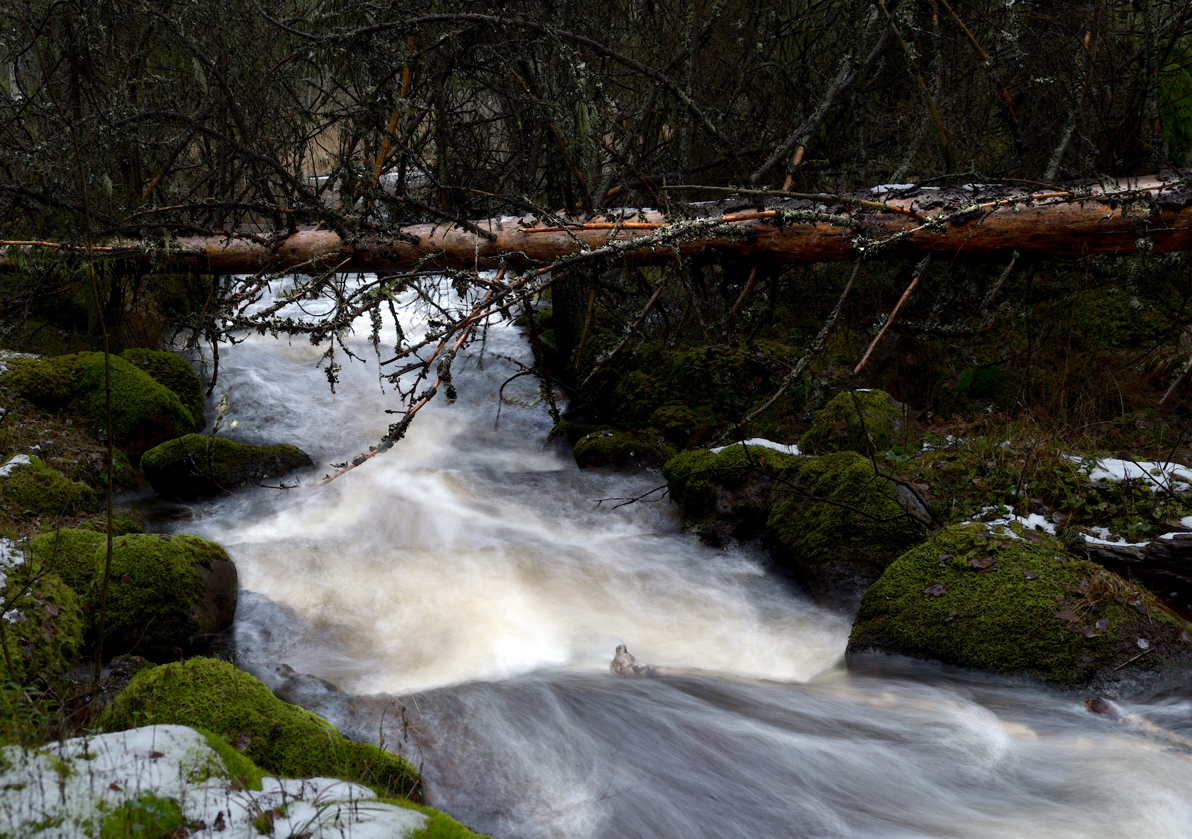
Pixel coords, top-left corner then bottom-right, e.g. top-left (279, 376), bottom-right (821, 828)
top-left (0, 725), bottom-right (429, 839)
top-left (0, 454), bottom-right (32, 477)
top-left (1069, 456), bottom-right (1192, 492)
top-left (709, 438), bottom-right (801, 457)
top-left (1082, 526), bottom-right (1149, 547)
top-left (970, 505), bottom-right (1056, 539)
top-left (870, 184), bottom-right (915, 194)
top-left (0, 538), bottom-right (23, 589)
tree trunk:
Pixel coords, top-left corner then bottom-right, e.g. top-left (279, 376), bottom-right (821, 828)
top-left (7, 171), bottom-right (1192, 274)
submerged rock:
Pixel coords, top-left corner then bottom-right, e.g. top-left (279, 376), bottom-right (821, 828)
top-left (768, 451), bottom-right (928, 603)
top-left (141, 433), bottom-right (313, 500)
top-left (101, 658), bottom-right (424, 801)
top-left (799, 389), bottom-right (908, 456)
top-left (848, 523), bottom-right (1192, 691)
top-left (0, 724), bottom-right (480, 839)
top-left (1, 352), bottom-right (199, 463)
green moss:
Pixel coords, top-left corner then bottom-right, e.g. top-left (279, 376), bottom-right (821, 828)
top-left (1, 456), bottom-right (97, 517)
top-left (119, 349), bottom-right (205, 426)
top-left (1069, 287), bottom-right (1172, 351)
top-left (100, 658), bottom-right (422, 800)
top-left (99, 792), bottom-right (183, 839)
top-left (767, 451), bottom-right (927, 596)
top-left (799, 389), bottom-right (907, 456)
top-left (1, 353), bottom-right (198, 463)
top-left (140, 434), bottom-right (312, 500)
top-left (381, 797), bottom-right (489, 839)
top-left (849, 523), bottom-right (1192, 685)
top-left (572, 428), bottom-right (676, 469)
top-left (24, 528), bottom-right (104, 595)
top-left (0, 571), bottom-right (85, 683)
top-left (192, 725), bottom-right (266, 790)
top-left (650, 404), bottom-right (714, 448)
top-left (86, 533), bottom-right (229, 660)
top-left (663, 444), bottom-right (797, 522)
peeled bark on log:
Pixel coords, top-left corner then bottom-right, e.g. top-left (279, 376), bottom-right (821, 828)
top-left (6, 171), bottom-right (1192, 274)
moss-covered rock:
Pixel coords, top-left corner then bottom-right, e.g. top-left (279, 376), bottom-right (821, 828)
top-left (767, 451), bottom-right (928, 601)
top-left (799, 389), bottom-right (907, 456)
top-left (663, 444), bottom-right (797, 545)
top-left (848, 523), bottom-right (1192, 688)
top-left (119, 349), bottom-right (205, 427)
top-left (140, 434), bottom-right (313, 500)
top-left (23, 527), bottom-right (105, 594)
top-left (1, 353), bottom-right (198, 463)
top-left (86, 533), bottom-right (237, 661)
top-left (0, 570), bottom-right (85, 683)
top-left (100, 658), bottom-right (423, 800)
top-left (0, 456), bottom-right (97, 518)
top-left (572, 428), bottom-right (676, 469)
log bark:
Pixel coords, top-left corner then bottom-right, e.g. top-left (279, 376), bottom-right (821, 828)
top-left (6, 170), bottom-right (1192, 274)
top-left (1083, 531), bottom-right (1192, 585)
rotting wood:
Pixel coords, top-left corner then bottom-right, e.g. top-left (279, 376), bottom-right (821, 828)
top-left (5, 171), bottom-right (1192, 275)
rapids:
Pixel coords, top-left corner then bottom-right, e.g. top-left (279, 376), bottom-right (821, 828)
top-left (165, 277), bottom-right (1192, 838)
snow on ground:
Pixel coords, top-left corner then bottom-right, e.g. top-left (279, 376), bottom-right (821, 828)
top-left (709, 438), bottom-right (801, 456)
top-left (969, 505), bottom-right (1057, 540)
top-left (1069, 456), bottom-right (1192, 492)
top-left (0, 453), bottom-right (31, 477)
top-left (0, 725), bottom-right (428, 839)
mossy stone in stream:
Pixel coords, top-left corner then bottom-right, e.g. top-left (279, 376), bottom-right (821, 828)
top-left (1, 456), bottom-right (98, 518)
top-left (23, 527), bottom-right (106, 594)
top-left (119, 349), bottom-right (205, 427)
top-left (86, 533), bottom-right (237, 661)
top-left (100, 658), bottom-right (423, 801)
top-left (663, 444), bottom-right (798, 544)
top-left (767, 451), bottom-right (927, 601)
top-left (572, 428), bottom-right (676, 469)
top-left (799, 389), bottom-right (907, 456)
top-left (140, 434), bottom-right (313, 500)
top-left (0, 570), bottom-right (85, 683)
top-left (848, 523), bottom-right (1192, 687)
top-left (1, 353), bottom-right (198, 463)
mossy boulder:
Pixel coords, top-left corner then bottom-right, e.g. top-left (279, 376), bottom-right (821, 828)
top-left (0, 569), bottom-right (85, 683)
top-left (767, 451), bottom-right (929, 602)
top-left (140, 434), bottom-right (313, 500)
top-left (572, 428), bottom-right (676, 469)
top-left (100, 658), bottom-right (423, 800)
top-left (119, 349), bottom-right (205, 427)
top-left (86, 533), bottom-right (238, 661)
top-left (0, 456), bottom-right (97, 518)
top-left (799, 389), bottom-right (907, 456)
top-left (23, 527), bottom-right (106, 594)
top-left (848, 523), bottom-right (1192, 689)
top-left (650, 403), bottom-right (715, 448)
top-left (663, 444), bottom-right (797, 545)
top-left (1, 353), bottom-right (199, 463)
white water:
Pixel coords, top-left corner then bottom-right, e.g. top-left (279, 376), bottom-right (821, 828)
top-left (171, 277), bottom-right (1192, 838)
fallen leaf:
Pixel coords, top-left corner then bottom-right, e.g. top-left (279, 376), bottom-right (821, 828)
top-left (944, 610), bottom-right (959, 623)
top-left (1095, 619), bottom-right (1109, 632)
top-left (1056, 608), bottom-right (1079, 623)
top-left (119, 574), bottom-right (131, 586)
top-left (1082, 625), bottom-right (1100, 638)
top-left (1137, 638), bottom-right (1151, 650)
top-left (42, 603), bottom-right (58, 616)
top-left (1077, 577), bottom-right (1090, 593)
top-left (1067, 623), bottom-right (1084, 634)
top-left (1023, 570), bottom-right (1038, 580)
top-left (150, 751), bottom-right (164, 759)
top-left (970, 557), bottom-right (996, 570)
top-left (924, 583), bottom-right (947, 597)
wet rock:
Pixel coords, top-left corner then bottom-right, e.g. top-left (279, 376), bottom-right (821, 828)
top-left (848, 523), bottom-right (1192, 691)
top-left (663, 443), bottom-right (797, 545)
top-left (119, 348), bottom-right (206, 429)
top-left (799, 389), bottom-right (908, 456)
top-left (572, 427), bottom-right (676, 469)
top-left (101, 658), bottom-right (424, 801)
top-left (611, 644), bottom-right (657, 677)
top-left (0, 352), bottom-right (199, 463)
top-left (767, 451), bottom-right (928, 604)
top-left (140, 433), bottom-right (313, 500)
top-left (85, 532), bottom-right (237, 661)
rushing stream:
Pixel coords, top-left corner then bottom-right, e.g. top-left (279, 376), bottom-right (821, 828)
top-left (158, 277), bottom-right (1192, 838)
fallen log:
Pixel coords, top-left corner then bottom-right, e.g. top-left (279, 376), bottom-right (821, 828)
top-left (1083, 532), bottom-right (1192, 586)
top-left (5, 171), bottom-right (1192, 274)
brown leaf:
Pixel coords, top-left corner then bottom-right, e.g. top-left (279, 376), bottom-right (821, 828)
top-left (109, 783), bottom-right (122, 791)
top-left (944, 610), bottom-right (959, 623)
top-left (150, 751), bottom-right (164, 759)
top-left (1022, 570), bottom-right (1038, 581)
top-left (970, 557), bottom-right (996, 570)
top-left (1081, 625), bottom-right (1101, 638)
top-left (1077, 577), bottom-right (1090, 594)
top-left (1067, 623), bottom-right (1084, 634)
top-left (1056, 608), bottom-right (1079, 623)
top-left (232, 733), bottom-right (251, 752)
top-left (924, 583), bottom-right (947, 597)
top-left (119, 574), bottom-right (131, 586)
top-left (42, 603), bottom-right (59, 616)
top-left (1095, 619), bottom-right (1109, 632)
